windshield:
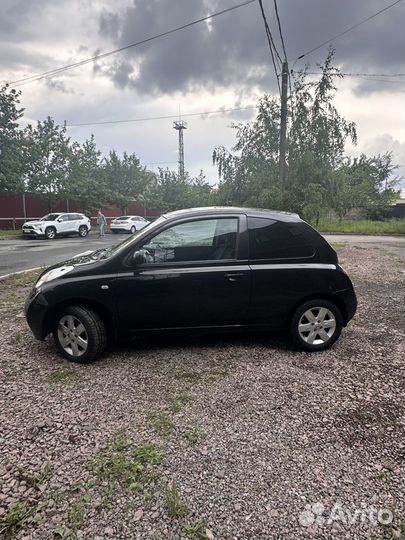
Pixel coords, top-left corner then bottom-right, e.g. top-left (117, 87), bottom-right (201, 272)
top-left (89, 216), bottom-right (167, 260)
top-left (41, 214), bottom-right (60, 221)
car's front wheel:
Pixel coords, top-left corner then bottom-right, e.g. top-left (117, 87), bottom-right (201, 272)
top-left (78, 225), bottom-right (88, 237)
top-left (45, 227), bottom-right (56, 240)
top-left (290, 299), bottom-right (343, 352)
top-left (130, 225), bottom-right (136, 234)
top-left (53, 306), bottom-right (107, 363)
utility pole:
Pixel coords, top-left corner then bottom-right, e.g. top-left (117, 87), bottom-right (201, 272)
top-left (279, 60), bottom-right (289, 195)
top-left (173, 120), bottom-right (187, 179)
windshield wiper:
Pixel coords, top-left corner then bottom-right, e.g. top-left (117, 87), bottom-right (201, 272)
top-left (90, 247), bottom-right (113, 260)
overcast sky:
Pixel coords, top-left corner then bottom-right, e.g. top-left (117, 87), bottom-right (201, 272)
top-left (1, 0), bottom-right (404, 186)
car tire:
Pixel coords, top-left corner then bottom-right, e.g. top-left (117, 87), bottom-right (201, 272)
top-left (78, 225), bottom-right (88, 238)
top-left (290, 299), bottom-right (343, 352)
top-left (45, 227), bottom-right (56, 240)
top-left (111, 230), bottom-right (118, 234)
top-left (53, 305), bottom-right (107, 364)
top-left (130, 225), bottom-right (136, 234)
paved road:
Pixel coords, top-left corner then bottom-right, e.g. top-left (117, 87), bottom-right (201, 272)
top-left (0, 234), bottom-right (123, 276)
top-left (0, 233), bottom-right (404, 277)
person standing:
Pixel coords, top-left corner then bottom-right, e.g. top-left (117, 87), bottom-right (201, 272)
top-left (97, 209), bottom-right (107, 237)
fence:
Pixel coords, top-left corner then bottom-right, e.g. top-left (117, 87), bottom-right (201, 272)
top-left (0, 192), bottom-right (160, 229)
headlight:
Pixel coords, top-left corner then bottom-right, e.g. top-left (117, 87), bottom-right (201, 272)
top-left (36, 266), bottom-right (74, 289)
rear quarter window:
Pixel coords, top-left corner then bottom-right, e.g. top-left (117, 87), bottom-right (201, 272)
top-left (248, 217), bottom-right (315, 260)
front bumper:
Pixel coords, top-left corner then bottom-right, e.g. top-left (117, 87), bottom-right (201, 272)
top-left (25, 289), bottom-right (50, 340)
top-left (22, 229), bottom-right (43, 237)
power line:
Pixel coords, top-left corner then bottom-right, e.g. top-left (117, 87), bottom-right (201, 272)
top-left (272, 0), bottom-right (294, 121)
top-left (305, 72), bottom-right (405, 78)
top-left (294, 0), bottom-right (404, 64)
top-left (354, 77), bottom-right (404, 84)
top-left (8, 0), bottom-right (256, 87)
top-left (303, 71), bottom-right (405, 83)
top-left (65, 105), bottom-right (258, 128)
top-left (257, 0), bottom-right (282, 95)
top-left (273, 0), bottom-right (287, 61)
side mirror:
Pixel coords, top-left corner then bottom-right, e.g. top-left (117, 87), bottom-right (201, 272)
top-left (57, 218), bottom-right (63, 222)
top-left (132, 250), bottom-right (146, 265)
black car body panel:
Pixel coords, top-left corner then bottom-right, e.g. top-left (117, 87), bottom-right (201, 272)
top-left (25, 207), bottom-right (357, 343)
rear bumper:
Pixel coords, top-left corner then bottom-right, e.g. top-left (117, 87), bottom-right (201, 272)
top-left (110, 226), bottom-right (130, 232)
top-left (335, 286), bottom-right (357, 325)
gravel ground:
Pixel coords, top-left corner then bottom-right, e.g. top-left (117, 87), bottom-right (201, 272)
top-left (0, 244), bottom-right (404, 540)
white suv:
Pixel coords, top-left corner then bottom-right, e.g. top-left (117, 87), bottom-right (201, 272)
top-left (22, 213), bottom-right (91, 239)
top-left (110, 215), bottom-right (150, 234)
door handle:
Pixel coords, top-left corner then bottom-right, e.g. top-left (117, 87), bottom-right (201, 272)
top-left (225, 272), bottom-right (245, 282)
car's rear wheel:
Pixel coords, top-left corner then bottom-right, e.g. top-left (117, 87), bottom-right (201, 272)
top-left (290, 299), bottom-right (343, 351)
top-left (78, 225), bottom-right (88, 237)
top-left (45, 227), bottom-right (56, 239)
top-left (130, 225), bottom-right (136, 234)
top-left (53, 306), bottom-right (107, 363)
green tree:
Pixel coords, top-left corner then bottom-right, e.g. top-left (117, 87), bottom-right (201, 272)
top-left (24, 117), bottom-right (71, 210)
top-left (213, 49), bottom-right (361, 222)
top-left (104, 151), bottom-right (149, 213)
top-left (67, 136), bottom-right (108, 213)
top-left (0, 85), bottom-right (25, 192)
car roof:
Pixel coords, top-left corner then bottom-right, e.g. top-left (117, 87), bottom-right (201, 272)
top-left (162, 207), bottom-right (301, 223)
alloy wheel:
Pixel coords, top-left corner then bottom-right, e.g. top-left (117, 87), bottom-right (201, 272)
top-left (57, 315), bottom-right (88, 357)
top-left (298, 307), bottom-right (336, 345)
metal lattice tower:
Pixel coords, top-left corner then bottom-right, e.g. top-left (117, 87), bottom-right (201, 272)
top-left (173, 120), bottom-right (187, 179)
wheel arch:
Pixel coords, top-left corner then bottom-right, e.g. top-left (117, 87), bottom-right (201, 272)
top-left (286, 293), bottom-right (348, 328)
top-left (44, 298), bottom-right (117, 341)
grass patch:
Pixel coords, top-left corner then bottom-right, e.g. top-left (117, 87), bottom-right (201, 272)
top-left (89, 431), bottom-right (163, 504)
top-left (175, 370), bottom-right (204, 385)
top-left (184, 427), bottom-right (206, 445)
top-left (170, 393), bottom-right (194, 413)
top-left (313, 219), bottom-right (405, 235)
top-left (3, 269), bottom-right (43, 287)
top-left (164, 484), bottom-right (189, 518)
top-left (0, 229), bottom-right (22, 239)
top-left (46, 371), bottom-right (79, 384)
top-left (86, 431), bottom-right (164, 516)
top-left (0, 502), bottom-right (40, 539)
top-left (16, 463), bottom-right (53, 488)
top-left (184, 519), bottom-right (208, 539)
top-left (54, 525), bottom-right (75, 539)
top-left (376, 468), bottom-right (394, 482)
top-left (330, 242), bottom-right (346, 250)
top-left (147, 411), bottom-right (175, 436)
top-left (205, 369), bottom-right (229, 382)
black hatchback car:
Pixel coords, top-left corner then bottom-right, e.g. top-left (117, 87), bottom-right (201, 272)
top-left (25, 207), bottom-right (357, 363)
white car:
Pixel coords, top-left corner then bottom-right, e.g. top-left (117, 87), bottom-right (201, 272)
top-left (110, 215), bottom-right (150, 234)
top-left (22, 213), bottom-right (91, 240)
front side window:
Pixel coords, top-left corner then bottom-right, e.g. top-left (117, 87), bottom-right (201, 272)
top-left (139, 218), bottom-right (238, 263)
top-left (248, 217), bottom-right (314, 260)
top-left (58, 215), bottom-right (69, 222)
top-left (41, 214), bottom-right (59, 221)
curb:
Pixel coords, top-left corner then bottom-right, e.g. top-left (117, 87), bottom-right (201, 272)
top-left (0, 266), bottom-right (43, 281)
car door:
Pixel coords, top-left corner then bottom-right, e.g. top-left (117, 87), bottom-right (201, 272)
top-left (56, 214), bottom-right (71, 233)
top-left (67, 213), bottom-right (80, 232)
top-left (113, 215), bottom-right (251, 331)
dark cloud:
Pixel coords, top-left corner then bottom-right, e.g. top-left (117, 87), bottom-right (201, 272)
top-left (0, 0), bottom-right (54, 41)
top-left (98, 0), bottom-right (405, 96)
